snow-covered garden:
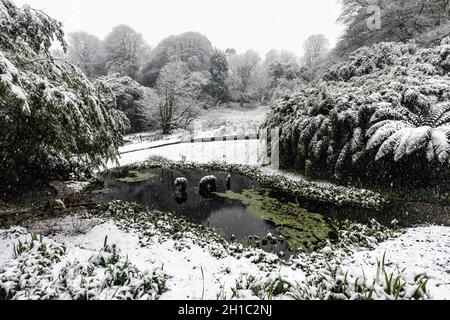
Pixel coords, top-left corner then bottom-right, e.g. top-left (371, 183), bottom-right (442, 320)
top-left (2, 155), bottom-right (450, 300)
top-left (2, 0), bottom-right (450, 301)
top-left (1, 199), bottom-right (449, 300)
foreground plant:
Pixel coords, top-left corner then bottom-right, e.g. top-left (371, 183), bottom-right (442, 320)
top-left (367, 100), bottom-right (450, 163)
top-left (291, 253), bottom-right (429, 300)
top-left (229, 253), bottom-right (429, 301)
top-left (0, 229), bottom-right (168, 300)
top-left (97, 200), bottom-right (422, 301)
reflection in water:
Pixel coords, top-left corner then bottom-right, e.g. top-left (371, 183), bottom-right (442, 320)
top-left (98, 168), bottom-right (293, 252)
top-left (99, 169), bottom-right (325, 252)
top-left (97, 167), bottom-right (450, 254)
top-left (175, 191), bottom-right (188, 205)
top-left (226, 175), bottom-right (231, 191)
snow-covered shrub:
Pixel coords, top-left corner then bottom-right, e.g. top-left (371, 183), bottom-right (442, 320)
top-left (290, 256), bottom-right (429, 300)
top-left (333, 219), bottom-right (400, 250)
top-left (174, 177), bottom-right (188, 192)
top-left (0, 233), bottom-right (67, 299)
top-left (199, 175), bottom-right (217, 185)
top-left (56, 237), bottom-right (168, 300)
top-left (0, 0), bottom-right (128, 191)
top-left (0, 231), bottom-right (168, 300)
top-left (100, 74), bottom-right (159, 133)
top-left (174, 177), bottom-right (187, 185)
top-left (263, 39), bottom-right (450, 187)
top-left (229, 254), bottom-right (429, 301)
top-left (230, 274), bottom-right (294, 300)
top-left (199, 175), bottom-right (217, 198)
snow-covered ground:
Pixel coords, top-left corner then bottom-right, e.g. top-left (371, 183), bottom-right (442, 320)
top-left (124, 105), bottom-right (270, 145)
top-left (3, 104), bottom-right (450, 300)
top-left (192, 105), bottom-right (270, 139)
top-left (346, 227), bottom-right (450, 300)
top-left (1, 214), bottom-right (449, 299)
top-left (198, 105), bottom-right (270, 125)
top-left (113, 140), bottom-right (264, 168)
top-left (113, 105), bottom-right (271, 168)
top-left (51, 220), bottom-right (288, 300)
top-left (101, 106), bottom-right (450, 300)
top-left (52, 224), bottom-right (450, 300)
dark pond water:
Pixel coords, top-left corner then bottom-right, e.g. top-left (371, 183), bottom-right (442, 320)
top-left (97, 167), bottom-right (450, 254)
top-left (97, 168), bottom-right (299, 253)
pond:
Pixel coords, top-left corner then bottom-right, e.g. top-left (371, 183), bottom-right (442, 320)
top-left (95, 166), bottom-right (450, 254)
top-left (97, 168), bottom-right (332, 254)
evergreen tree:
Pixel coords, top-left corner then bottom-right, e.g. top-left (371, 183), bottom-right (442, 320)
top-left (0, 0), bottom-right (128, 191)
top-left (206, 49), bottom-right (229, 104)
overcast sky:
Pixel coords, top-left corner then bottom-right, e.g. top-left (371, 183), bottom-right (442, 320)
top-left (14, 0), bottom-right (345, 57)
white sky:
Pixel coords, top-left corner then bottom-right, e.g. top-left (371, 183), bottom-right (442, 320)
top-left (14, 0), bottom-right (345, 57)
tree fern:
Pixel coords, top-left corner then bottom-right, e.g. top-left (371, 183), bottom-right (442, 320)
top-left (263, 38), bottom-right (450, 185)
top-left (367, 103), bottom-right (450, 163)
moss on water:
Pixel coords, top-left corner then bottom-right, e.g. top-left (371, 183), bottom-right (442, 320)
top-left (116, 171), bottom-right (156, 183)
top-left (215, 189), bottom-right (330, 251)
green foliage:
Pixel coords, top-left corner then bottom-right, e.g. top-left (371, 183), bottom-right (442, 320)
top-left (231, 275), bottom-right (293, 300)
top-left (367, 101), bottom-right (450, 163)
top-left (116, 170), bottom-right (156, 183)
top-left (334, 219), bottom-right (400, 251)
top-left (293, 255), bottom-right (428, 300)
top-left (215, 189), bottom-right (330, 251)
top-left (229, 254), bottom-right (429, 300)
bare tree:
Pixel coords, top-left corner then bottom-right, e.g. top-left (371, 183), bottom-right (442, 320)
top-left (67, 32), bottom-right (104, 78)
top-left (156, 61), bottom-right (200, 134)
top-left (302, 34), bottom-right (329, 68)
top-left (229, 50), bottom-right (261, 107)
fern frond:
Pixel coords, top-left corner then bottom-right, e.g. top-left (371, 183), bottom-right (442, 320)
top-left (404, 127), bottom-right (432, 156)
top-left (432, 103), bottom-right (450, 126)
top-left (431, 129), bottom-right (450, 163)
top-left (375, 128), bottom-right (409, 161)
top-left (367, 121), bottom-right (411, 150)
